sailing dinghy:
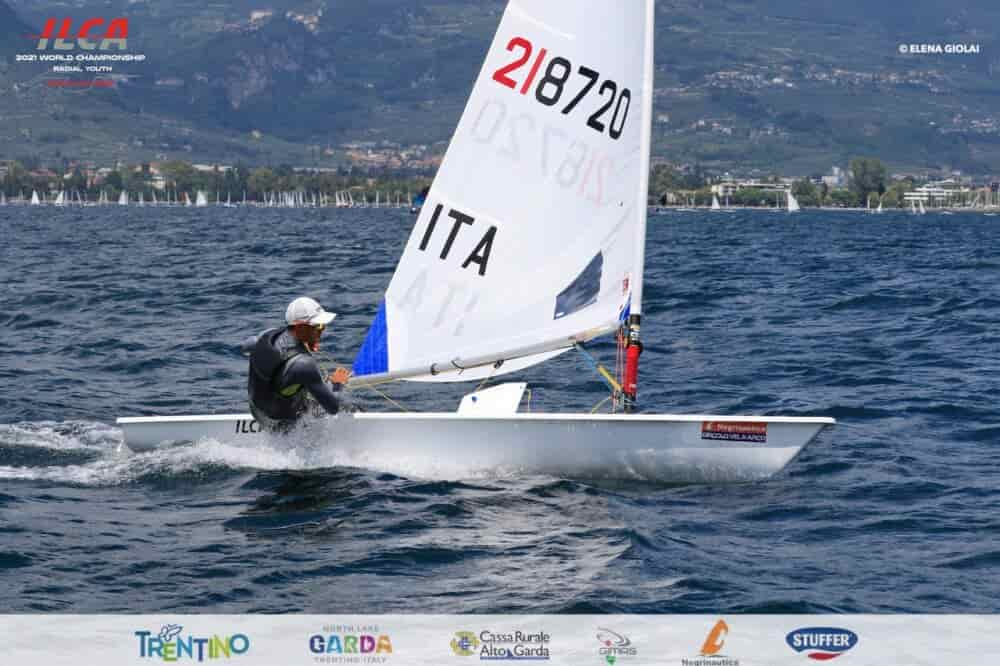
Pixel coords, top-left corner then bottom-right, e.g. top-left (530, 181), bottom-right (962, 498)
top-left (117, 0), bottom-right (833, 483)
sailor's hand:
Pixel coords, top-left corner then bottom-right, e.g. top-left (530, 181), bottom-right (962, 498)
top-left (329, 367), bottom-right (352, 384)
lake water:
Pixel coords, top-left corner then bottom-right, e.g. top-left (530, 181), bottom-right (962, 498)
top-left (1, 206), bottom-right (998, 612)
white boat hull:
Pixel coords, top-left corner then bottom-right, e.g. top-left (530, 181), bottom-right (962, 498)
top-left (115, 413), bottom-right (834, 484)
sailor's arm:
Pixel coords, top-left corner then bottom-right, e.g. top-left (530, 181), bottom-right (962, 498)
top-left (239, 335), bottom-right (258, 356)
top-left (288, 357), bottom-right (343, 414)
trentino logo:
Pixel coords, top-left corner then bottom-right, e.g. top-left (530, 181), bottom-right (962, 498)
top-left (786, 628), bottom-right (858, 661)
top-left (135, 625), bottom-right (250, 662)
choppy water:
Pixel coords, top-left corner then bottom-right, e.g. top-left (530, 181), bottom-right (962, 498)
top-left (1, 206), bottom-right (998, 613)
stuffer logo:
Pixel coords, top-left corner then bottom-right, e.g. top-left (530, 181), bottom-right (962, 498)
top-left (786, 628), bottom-right (858, 661)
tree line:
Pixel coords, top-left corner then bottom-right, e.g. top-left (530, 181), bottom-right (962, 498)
top-left (2, 155), bottom-right (947, 208)
top-left (652, 157), bottom-right (931, 208)
top-left (1, 160), bottom-right (433, 201)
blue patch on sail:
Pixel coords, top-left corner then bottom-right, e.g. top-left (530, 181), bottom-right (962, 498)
top-left (619, 299), bottom-right (631, 322)
top-left (554, 252), bottom-right (603, 320)
top-left (352, 301), bottom-right (389, 376)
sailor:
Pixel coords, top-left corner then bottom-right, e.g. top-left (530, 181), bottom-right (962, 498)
top-left (241, 297), bottom-right (351, 432)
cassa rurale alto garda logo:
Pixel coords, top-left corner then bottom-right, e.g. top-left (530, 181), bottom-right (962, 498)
top-left (451, 631), bottom-right (480, 656)
top-left (451, 629), bottom-right (550, 660)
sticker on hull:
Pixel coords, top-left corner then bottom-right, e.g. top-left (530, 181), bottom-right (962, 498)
top-left (701, 421), bottom-right (767, 443)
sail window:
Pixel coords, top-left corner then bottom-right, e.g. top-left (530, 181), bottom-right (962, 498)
top-left (554, 252), bottom-right (603, 320)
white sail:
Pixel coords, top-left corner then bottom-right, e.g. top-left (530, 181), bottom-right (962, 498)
top-left (184, 192), bottom-right (193, 207)
top-left (918, 199), bottom-right (926, 215)
top-left (30, 190), bottom-right (41, 206)
top-left (54, 191), bottom-right (65, 206)
top-left (195, 190), bottom-right (208, 207)
top-left (118, 191), bottom-right (128, 206)
top-left (787, 189), bottom-right (800, 213)
top-left (711, 193), bottom-right (722, 210)
top-left (353, 0), bottom-right (654, 384)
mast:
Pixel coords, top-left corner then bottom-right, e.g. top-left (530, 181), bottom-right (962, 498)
top-left (623, 0), bottom-right (655, 411)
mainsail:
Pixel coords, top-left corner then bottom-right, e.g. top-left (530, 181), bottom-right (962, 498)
top-left (353, 0), bottom-right (654, 384)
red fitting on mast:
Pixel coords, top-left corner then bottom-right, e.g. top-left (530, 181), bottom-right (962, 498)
top-left (623, 314), bottom-right (642, 412)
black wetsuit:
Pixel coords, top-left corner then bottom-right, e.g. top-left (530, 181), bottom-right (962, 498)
top-left (241, 327), bottom-right (341, 431)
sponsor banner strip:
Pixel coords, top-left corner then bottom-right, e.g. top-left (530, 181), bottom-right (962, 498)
top-left (0, 615), bottom-right (997, 665)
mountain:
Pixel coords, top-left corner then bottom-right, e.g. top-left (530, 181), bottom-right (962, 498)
top-left (3, 0), bottom-right (1000, 175)
top-left (0, 0), bottom-right (34, 57)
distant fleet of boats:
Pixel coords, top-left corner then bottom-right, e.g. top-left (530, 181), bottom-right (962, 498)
top-left (706, 189), bottom-right (801, 213)
top-left (0, 189), bottom-right (418, 209)
top-left (4, 186), bottom-right (994, 216)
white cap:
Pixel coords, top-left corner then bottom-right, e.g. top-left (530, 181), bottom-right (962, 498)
top-left (286, 297), bottom-right (337, 326)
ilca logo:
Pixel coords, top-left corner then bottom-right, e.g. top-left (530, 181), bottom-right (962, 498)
top-left (451, 631), bottom-right (480, 657)
top-left (135, 625), bottom-right (250, 662)
top-left (681, 620), bottom-right (739, 666)
top-left (36, 18), bottom-right (129, 51)
top-left (786, 627), bottom-right (858, 661)
top-left (596, 628), bottom-right (637, 665)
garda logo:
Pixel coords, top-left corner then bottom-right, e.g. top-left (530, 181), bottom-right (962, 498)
top-left (786, 628), bottom-right (858, 661)
top-left (681, 620), bottom-right (738, 666)
top-left (597, 628), bottom-right (637, 664)
top-left (36, 18), bottom-right (129, 51)
top-left (135, 625), bottom-right (250, 661)
top-left (309, 625), bottom-right (393, 664)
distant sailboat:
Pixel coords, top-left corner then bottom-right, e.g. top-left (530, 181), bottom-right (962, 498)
top-left (118, 191), bottom-right (128, 206)
top-left (184, 192), bottom-right (193, 207)
top-left (711, 193), bottom-right (722, 211)
top-left (54, 191), bottom-right (65, 207)
top-left (876, 198), bottom-right (883, 214)
top-left (918, 200), bottom-right (927, 215)
top-left (30, 190), bottom-right (41, 206)
top-left (787, 190), bottom-right (800, 213)
top-left (195, 191), bottom-right (208, 207)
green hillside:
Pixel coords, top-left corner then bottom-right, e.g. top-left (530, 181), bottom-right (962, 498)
top-left (2, 0), bottom-right (999, 174)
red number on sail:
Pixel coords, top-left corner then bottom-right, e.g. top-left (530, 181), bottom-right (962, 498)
top-left (520, 48), bottom-right (548, 94)
top-left (492, 37), bottom-right (533, 89)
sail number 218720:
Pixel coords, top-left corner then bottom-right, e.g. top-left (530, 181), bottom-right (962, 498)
top-left (492, 36), bottom-right (632, 141)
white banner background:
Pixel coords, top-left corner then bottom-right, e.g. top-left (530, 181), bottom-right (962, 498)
top-left (2, 614), bottom-right (998, 665)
